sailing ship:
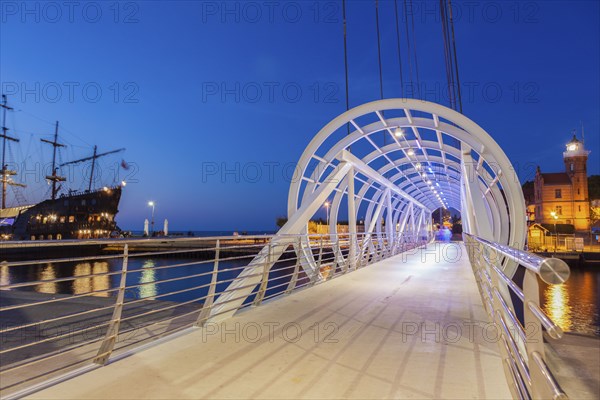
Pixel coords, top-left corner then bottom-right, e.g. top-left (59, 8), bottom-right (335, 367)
top-left (0, 95), bottom-right (126, 241)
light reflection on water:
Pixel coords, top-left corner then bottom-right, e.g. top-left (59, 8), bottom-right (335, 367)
top-left (540, 267), bottom-right (600, 337)
top-left (543, 284), bottom-right (571, 333)
top-left (2, 256), bottom-right (598, 336)
top-left (72, 262), bottom-right (110, 297)
top-left (38, 264), bottom-right (57, 294)
top-left (139, 260), bottom-right (157, 300)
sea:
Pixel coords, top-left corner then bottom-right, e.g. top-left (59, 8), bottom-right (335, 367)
top-left (1, 232), bottom-right (598, 337)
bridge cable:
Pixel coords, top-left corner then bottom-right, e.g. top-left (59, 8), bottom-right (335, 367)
top-left (342, 0), bottom-right (351, 136)
top-left (408, 0), bottom-right (421, 99)
top-left (440, 0), bottom-right (455, 110)
top-left (402, 0), bottom-right (414, 96)
top-left (440, 0), bottom-right (463, 113)
top-left (448, 0), bottom-right (463, 113)
top-left (394, 0), bottom-right (405, 97)
top-left (375, 0), bottom-right (386, 145)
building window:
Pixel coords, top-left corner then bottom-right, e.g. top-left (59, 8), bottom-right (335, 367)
top-left (555, 189), bottom-right (562, 199)
top-left (570, 163), bottom-right (574, 171)
top-left (556, 206), bottom-right (562, 215)
top-left (578, 205), bottom-right (581, 212)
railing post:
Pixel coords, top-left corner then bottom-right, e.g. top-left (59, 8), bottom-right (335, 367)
top-left (196, 240), bottom-right (220, 327)
top-left (345, 233), bottom-right (353, 273)
top-left (523, 268), bottom-right (547, 399)
top-left (253, 243), bottom-right (272, 306)
top-left (311, 235), bottom-right (323, 285)
top-left (286, 238), bottom-right (301, 294)
top-left (94, 244), bottom-right (129, 365)
top-left (330, 234), bottom-right (340, 279)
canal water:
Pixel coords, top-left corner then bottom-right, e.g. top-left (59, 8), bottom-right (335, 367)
top-left (1, 255), bottom-right (598, 337)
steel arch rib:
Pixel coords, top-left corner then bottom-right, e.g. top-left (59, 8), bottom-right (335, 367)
top-left (210, 98), bottom-right (526, 322)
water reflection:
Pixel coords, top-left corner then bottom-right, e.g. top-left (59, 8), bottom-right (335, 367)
top-left (38, 264), bottom-right (57, 294)
top-left (543, 284), bottom-right (572, 333)
top-left (71, 262), bottom-right (110, 297)
top-left (139, 260), bottom-right (158, 299)
top-left (540, 267), bottom-right (600, 337)
top-left (0, 263), bottom-right (9, 287)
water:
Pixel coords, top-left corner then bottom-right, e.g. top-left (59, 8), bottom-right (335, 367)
top-left (0, 255), bottom-right (302, 305)
top-left (1, 255), bottom-right (598, 337)
top-left (539, 267), bottom-right (600, 336)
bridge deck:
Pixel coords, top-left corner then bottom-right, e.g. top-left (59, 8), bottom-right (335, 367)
top-left (30, 242), bottom-right (511, 399)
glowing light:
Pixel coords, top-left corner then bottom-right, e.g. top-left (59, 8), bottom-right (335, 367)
top-left (543, 284), bottom-right (571, 333)
top-left (567, 144), bottom-right (577, 151)
top-left (394, 127), bottom-right (404, 137)
top-left (121, 180), bottom-right (127, 187)
top-left (407, 149), bottom-right (415, 156)
top-left (148, 201), bottom-right (155, 207)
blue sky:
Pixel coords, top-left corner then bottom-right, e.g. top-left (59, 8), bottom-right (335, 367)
top-left (1, 0), bottom-right (598, 231)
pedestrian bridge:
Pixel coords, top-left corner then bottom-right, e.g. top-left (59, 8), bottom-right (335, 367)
top-left (0, 99), bottom-right (583, 399)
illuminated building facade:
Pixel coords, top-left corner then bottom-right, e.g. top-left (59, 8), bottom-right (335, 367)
top-left (534, 135), bottom-right (591, 231)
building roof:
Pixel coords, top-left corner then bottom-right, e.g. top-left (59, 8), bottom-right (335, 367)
top-left (541, 172), bottom-right (571, 185)
top-left (567, 134), bottom-right (581, 144)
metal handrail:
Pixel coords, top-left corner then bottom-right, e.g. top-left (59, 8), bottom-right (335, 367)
top-left (463, 233), bottom-right (570, 400)
top-left (0, 231), bottom-right (424, 397)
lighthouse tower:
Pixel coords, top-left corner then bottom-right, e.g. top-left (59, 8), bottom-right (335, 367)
top-left (563, 134), bottom-right (590, 231)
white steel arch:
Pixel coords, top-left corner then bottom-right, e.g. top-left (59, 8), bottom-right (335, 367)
top-left (211, 99), bottom-right (527, 320)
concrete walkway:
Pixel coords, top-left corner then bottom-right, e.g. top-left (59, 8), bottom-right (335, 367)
top-left (29, 242), bottom-right (511, 399)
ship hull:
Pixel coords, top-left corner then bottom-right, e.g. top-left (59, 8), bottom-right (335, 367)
top-left (8, 186), bottom-right (122, 241)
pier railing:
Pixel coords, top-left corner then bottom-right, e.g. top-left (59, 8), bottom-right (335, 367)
top-left (0, 231), bottom-right (427, 398)
top-left (464, 233), bottom-right (571, 400)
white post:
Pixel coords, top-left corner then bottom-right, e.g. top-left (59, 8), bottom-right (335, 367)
top-left (347, 167), bottom-right (357, 270)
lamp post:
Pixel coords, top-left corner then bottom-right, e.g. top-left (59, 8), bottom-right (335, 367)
top-left (148, 201), bottom-right (155, 235)
top-left (324, 201), bottom-right (330, 226)
top-left (550, 211), bottom-right (558, 252)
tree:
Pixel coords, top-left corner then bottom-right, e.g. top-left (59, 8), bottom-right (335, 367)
top-left (275, 216), bottom-right (287, 228)
top-left (589, 175), bottom-right (600, 200)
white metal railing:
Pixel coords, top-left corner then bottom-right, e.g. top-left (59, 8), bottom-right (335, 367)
top-left (464, 233), bottom-right (571, 400)
top-left (0, 231), bottom-right (427, 398)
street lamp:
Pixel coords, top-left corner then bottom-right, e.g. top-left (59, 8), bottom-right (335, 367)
top-left (550, 211), bottom-right (558, 252)
top-left (148, 201), bottom-right (155, 235)
top-left (324, 201), bottom-right (330, 226)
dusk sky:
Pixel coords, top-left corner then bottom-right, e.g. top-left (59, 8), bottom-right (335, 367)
top-left (1, 0), bottom-right (598, 231)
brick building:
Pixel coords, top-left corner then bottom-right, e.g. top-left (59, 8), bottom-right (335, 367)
top-left (533, 135), bottom-right (591, 231)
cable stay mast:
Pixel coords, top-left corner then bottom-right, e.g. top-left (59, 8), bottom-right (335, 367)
top-left (40, 121), bottom-right (67, 200)
top-left (61, 146), bottom-right (125, 192)
top-left (0, 95), bottom-right (26, 210)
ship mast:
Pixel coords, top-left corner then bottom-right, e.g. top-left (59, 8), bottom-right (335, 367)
top-left (61, 145), bottom-right (125, 192)
top-left (40, 121), bottom-right (66, 200)
top-left (0, 95), bottom-right (26, 209)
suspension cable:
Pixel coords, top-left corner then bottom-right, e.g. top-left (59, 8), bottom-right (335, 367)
top-left (375, 0), bottom-right (386, 145)
top-left (408, 0), bottom-right (421, 99)
top-left (375, 0), bottom-right (384, 101)
top-left (394, 0), bottom-right (405, 97)
top-left (440, 0), bottom-right (463, 112)
top-left (448, 0), bottom-right (463, 112)
top-left (342, 0), bottom-right (351, 135)
top-left (403, 0), bottom-right (415, 97)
